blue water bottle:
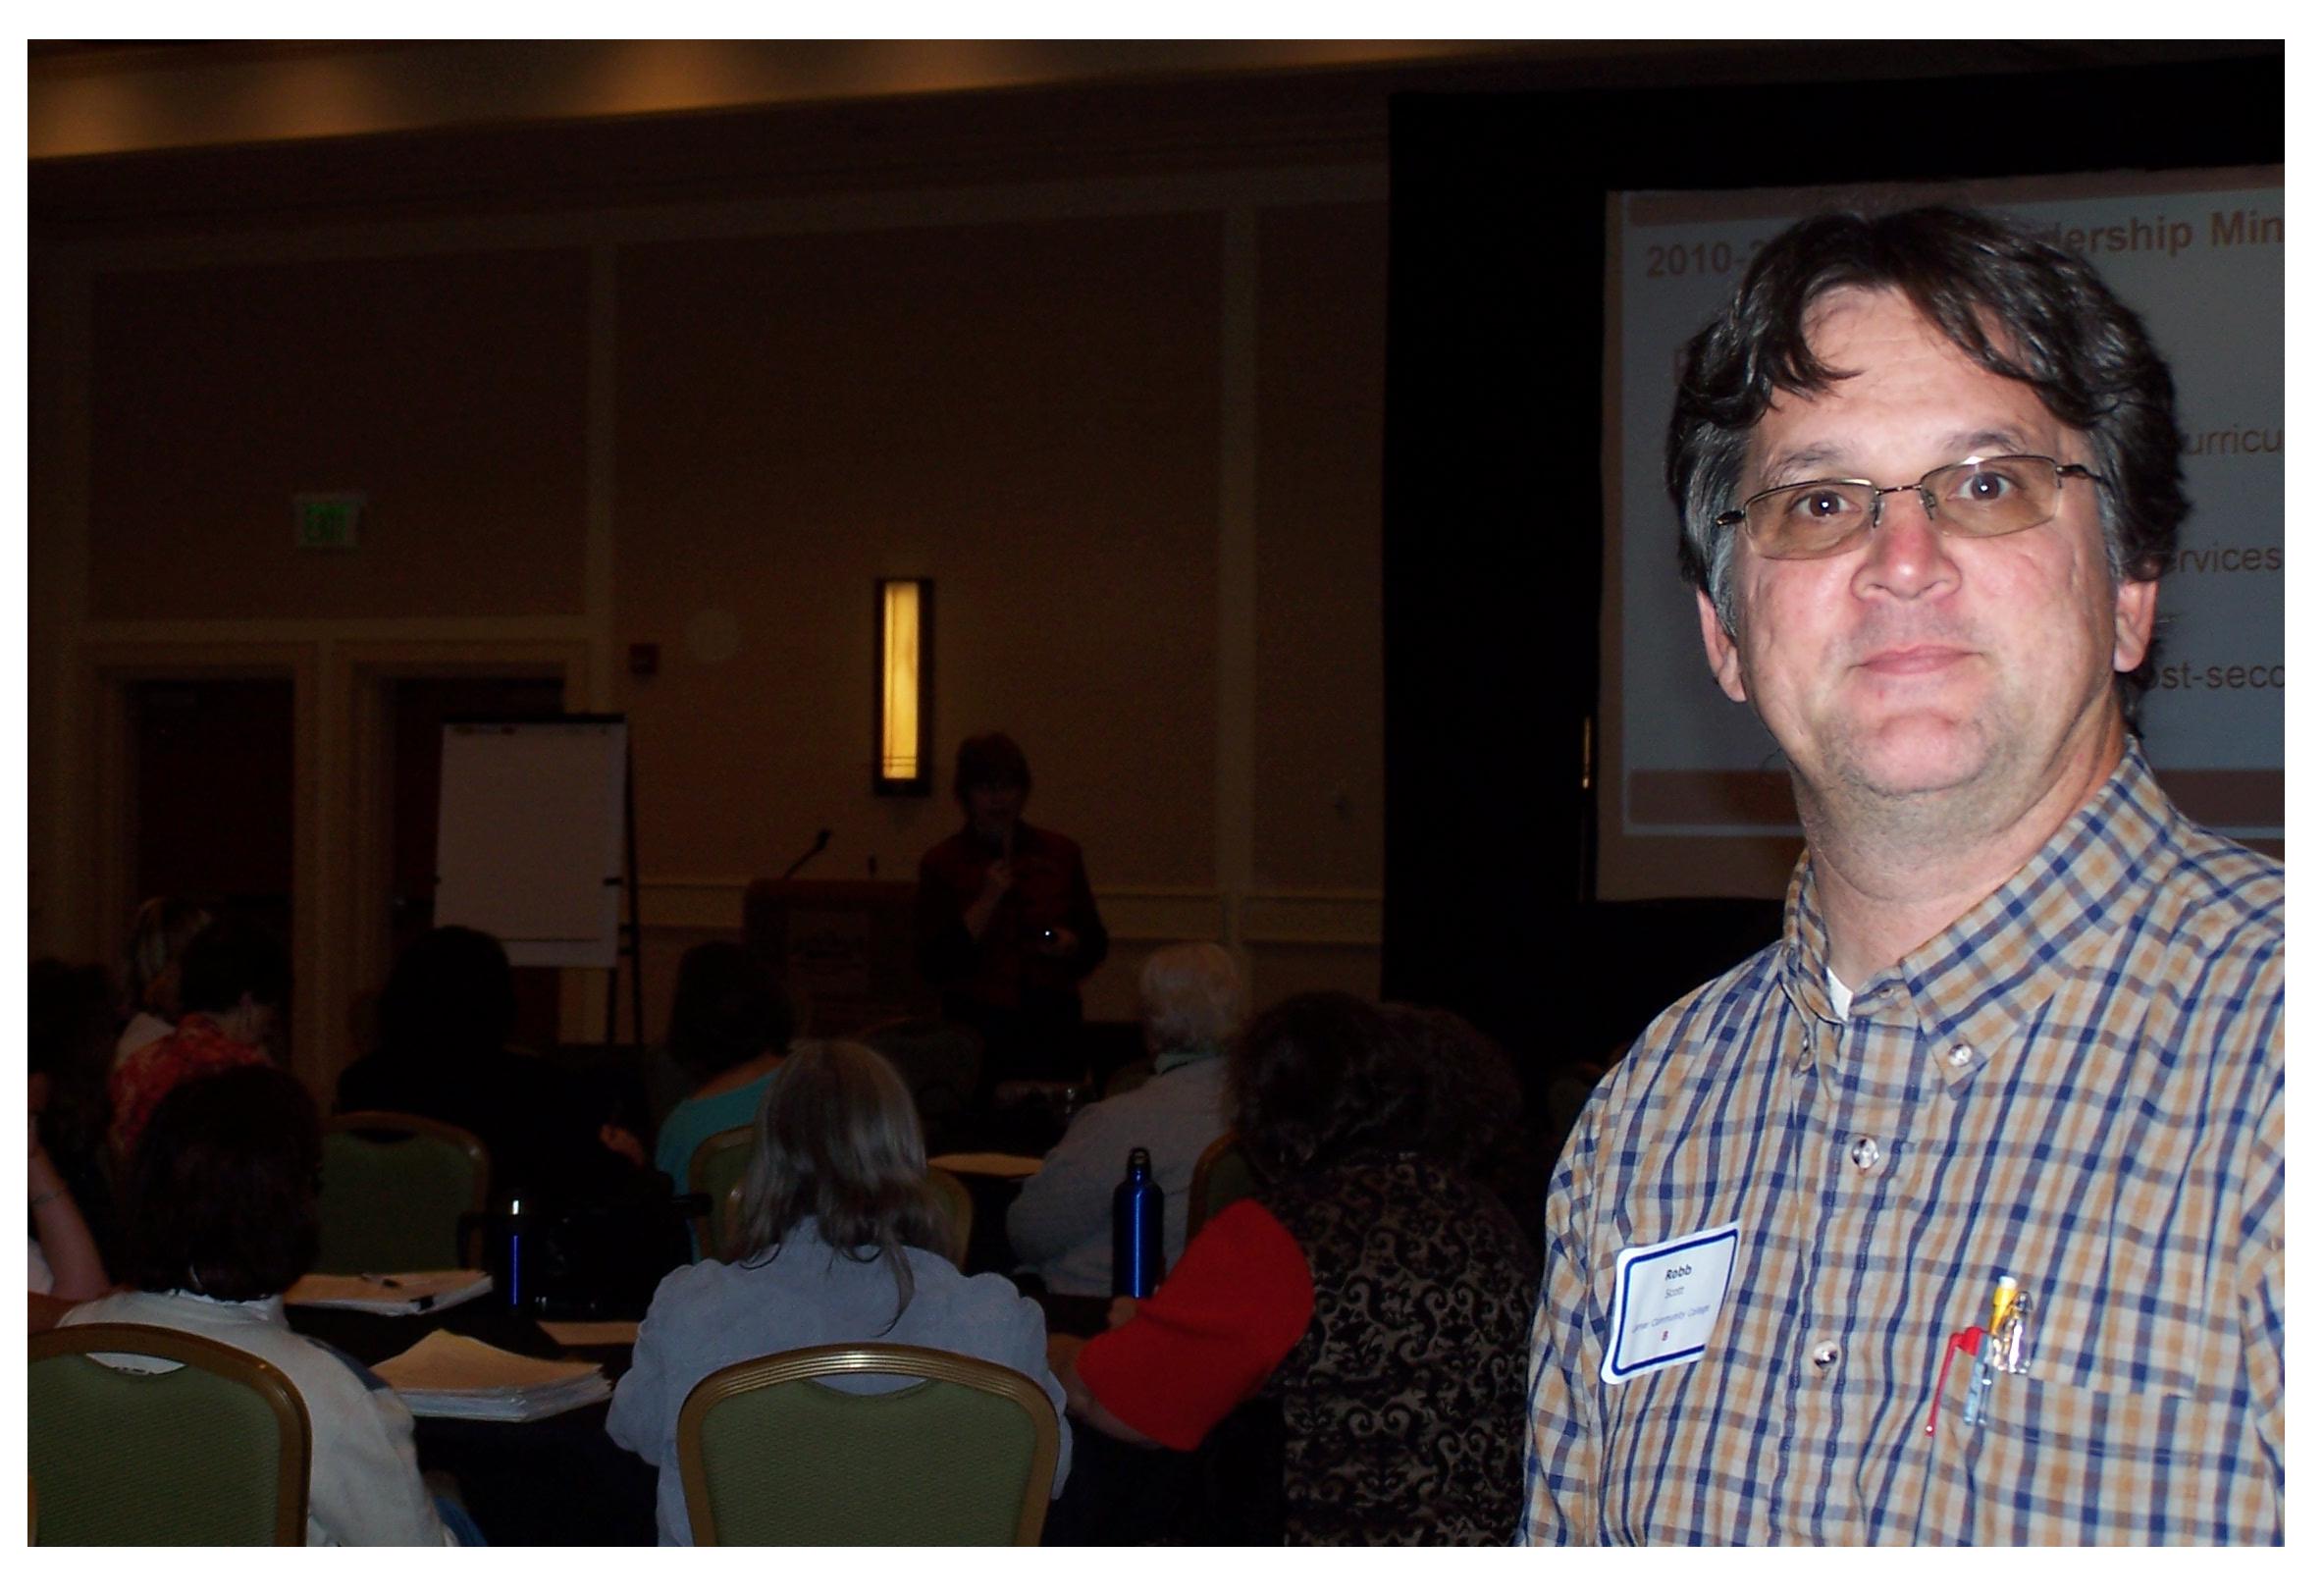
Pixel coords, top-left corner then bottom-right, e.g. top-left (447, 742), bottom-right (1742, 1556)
top-left (1112, 1147), bottom-right (1164, 1298)
top-left (499, 1194), bottom-right (534, 1315)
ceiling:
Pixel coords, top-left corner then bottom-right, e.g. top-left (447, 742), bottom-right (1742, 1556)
top-left (27, 39), bottom-right (2278, 238)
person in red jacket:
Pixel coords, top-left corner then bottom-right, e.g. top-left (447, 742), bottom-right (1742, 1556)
top-left (912, 732), bottom-right (1107, 1086)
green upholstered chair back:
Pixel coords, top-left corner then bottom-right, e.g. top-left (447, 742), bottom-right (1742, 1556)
top-left (29, 1324), bottom-right (311, 1546)
top-left (923, 1166), bottom-right (974, 1270)
top-left (1187, 1132), bottom-right (1258, 1244)
top-left (676, 1343), bottom-right (1058, 1545)
top-left (688, 1124), bottom-right (760, 1261)
top-left (318, 1111), bottom-right (491, 1272)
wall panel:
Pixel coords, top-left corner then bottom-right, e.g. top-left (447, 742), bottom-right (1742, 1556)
top-left (611, 215), bottom-right (1223, 909)
top-left (1252, 201), bottom-right (1388, 896)
top-left (88, 247), bottom-right (591, 620)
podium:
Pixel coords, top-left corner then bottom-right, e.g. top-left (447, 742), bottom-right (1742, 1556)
top-left (742, 878), bottom-right (931, 1038)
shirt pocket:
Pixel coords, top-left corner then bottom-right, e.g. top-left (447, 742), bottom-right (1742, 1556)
top-left (1918, 1367), bottom-right (2245, 1544)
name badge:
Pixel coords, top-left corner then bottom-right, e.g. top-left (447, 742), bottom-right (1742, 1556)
top-left (1601, 1222), bottom-right (1740, 1384)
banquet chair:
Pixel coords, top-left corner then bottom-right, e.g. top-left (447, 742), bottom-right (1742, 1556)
top-left (676, 1343), bottom-right (1059, 1545)
top-left (318, 1111), bottom-right (491, 1272)
top-left (688, 1125), bottom-right (760, 1261)
top-left (1186, 1132), bottom-right (1258, 1244)
top-left (28, 1323), bottom-right (311, 1546)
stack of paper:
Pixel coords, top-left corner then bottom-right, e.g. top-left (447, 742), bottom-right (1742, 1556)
top-left (287, 1270), bottom-right (494, 1316)
top-left (372, 1329), bottom-right (613, 1421)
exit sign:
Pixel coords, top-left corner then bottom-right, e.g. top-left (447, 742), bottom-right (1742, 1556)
top-left (292, 492), bottom-right (365, 551)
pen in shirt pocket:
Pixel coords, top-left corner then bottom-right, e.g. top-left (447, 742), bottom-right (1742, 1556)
top-left (1927, 1274), bottom-right (2034, 1434)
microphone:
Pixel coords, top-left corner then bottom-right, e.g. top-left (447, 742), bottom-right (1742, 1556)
top-left (780, 827), bottom-right (833, 881)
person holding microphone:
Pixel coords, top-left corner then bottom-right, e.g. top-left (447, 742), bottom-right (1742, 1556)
top-left (912, 732), bottom-right (1108, 1089)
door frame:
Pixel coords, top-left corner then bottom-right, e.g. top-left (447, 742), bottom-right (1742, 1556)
top-left (80, 641), bottom-right (320, 1090)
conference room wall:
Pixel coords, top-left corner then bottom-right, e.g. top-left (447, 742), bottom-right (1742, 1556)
top-left (84, 249), bottom-right (592, 622)
top-left (31, 172), bottom-right (1392, 1083)
top-left (612, 213), bottom-right (1222, 896)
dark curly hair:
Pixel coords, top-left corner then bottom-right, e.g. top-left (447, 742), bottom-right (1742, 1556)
top-left (1379, 1003), bottom-right (1523, 1173)
top-left (1669, 206), bottom-right (2185, 693)
top-left (125, 1066), bottom-right (320, 1301)
top-left (1228, 992), bottom-right (1425, 1181)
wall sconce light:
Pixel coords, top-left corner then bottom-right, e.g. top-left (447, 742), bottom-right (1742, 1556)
top-left (874, 577), bottom-right (933, 796)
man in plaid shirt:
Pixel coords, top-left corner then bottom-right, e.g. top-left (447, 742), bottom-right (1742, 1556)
top-left (1521, 209), bottom-right (2283, 1544)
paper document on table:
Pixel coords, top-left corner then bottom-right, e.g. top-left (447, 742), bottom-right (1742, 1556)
top-left (928, 1151), bottom-right (1044, 1179)
top-left (372, 1329), bottom-right (613, 1421)
top-left (286, 1270), bottom-right (493, 1315)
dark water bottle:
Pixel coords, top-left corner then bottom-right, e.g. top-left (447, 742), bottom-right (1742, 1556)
top-left (1112, 1147), bottom-right (1164, 1298)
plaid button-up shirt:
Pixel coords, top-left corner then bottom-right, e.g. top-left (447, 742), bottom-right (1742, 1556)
top-left (1520, 748), bottom-right (2284, 1544)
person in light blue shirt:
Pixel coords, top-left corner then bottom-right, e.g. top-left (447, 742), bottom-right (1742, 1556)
top-left (607, 1039), bottom-right (1069, 1544)
top-left (1006, 941), bottom-right (1242, 1299)
top-left (651, 941), bottom-right (790, 1197)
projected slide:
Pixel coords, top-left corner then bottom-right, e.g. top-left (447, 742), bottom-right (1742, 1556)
top-left (1610, 169), bottom-right (2283, 840)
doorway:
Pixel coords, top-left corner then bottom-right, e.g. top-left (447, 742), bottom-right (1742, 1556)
top-left (126, 676), bottom-right (296, 1050)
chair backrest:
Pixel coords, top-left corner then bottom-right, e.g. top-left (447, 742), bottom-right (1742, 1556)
top-left (29, 1323), bottom-right (312, 1546)
top-left (1186, 1132), bottom-right (1258, 1244)
top-left (923, 1166), bottom-right (974, 1270)
top-left (676, 1343), bottom-right (1058, 1545)
top-left (688, 1124), bottom-right (760, 1261)
top-left (318, 1111), bottom-right (491, 1272)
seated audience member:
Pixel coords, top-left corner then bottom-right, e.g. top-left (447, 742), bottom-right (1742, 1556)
top-left (108, 916), bottom-right (289, 1164)
top-left (1049, 992), bottom-right (1535, 1545)
top-left (607, 1039), bottom-right (1071, 1546)
top-left (1381, 1002), bottom-right (1551, 1258)
top-left (113, 896), bottom-right (213, 1068)
top-left (30, 958), bottom-right (126, 1270)
top-left (1007, 942), bottom-right (1241, 1299)
top-left (335, 926), bottom-right (647, 1198)
top-left (653, 940), bottom-right (790, 1197)
top-left (64, 1067), bottom-right (461, 1544)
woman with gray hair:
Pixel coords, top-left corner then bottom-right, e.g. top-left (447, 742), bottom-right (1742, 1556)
top-left (606, 1039), bottom-right (1069, 1545)
top-left (1006, 942), bottom-right (1242, 1302)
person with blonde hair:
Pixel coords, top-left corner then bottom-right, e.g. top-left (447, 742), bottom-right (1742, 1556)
top-left (606, 1039), bottom-right (1069, 1545)
top-left (114, 896), bottom-right (212, 1067)
top-left (1007, 941), bottom-right (1241, 1301)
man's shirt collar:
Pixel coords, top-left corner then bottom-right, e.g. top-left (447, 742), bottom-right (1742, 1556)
top-left (1780, 741), bottom-right (2179, 1082)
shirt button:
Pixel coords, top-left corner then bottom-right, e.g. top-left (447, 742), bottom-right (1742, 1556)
top-left (1849, 1136), bottom-right (1882, 1171)
top-left (1811, 1339), bottom-right (1842, 1370)
top-left (1946, 1042), bottom-right (1975, 1071)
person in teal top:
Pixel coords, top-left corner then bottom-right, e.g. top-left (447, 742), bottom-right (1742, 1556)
top-left (652, 941), bottom-right (791, 1199)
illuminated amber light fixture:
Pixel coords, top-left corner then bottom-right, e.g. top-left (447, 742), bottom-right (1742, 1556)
top-left (875, 578), bottom-right (933, 795)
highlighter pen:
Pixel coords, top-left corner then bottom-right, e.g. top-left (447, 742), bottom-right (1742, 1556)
top-left (1986, 1276), bottom-right (2021, 1340)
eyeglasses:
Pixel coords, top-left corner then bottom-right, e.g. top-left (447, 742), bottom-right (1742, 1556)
top-left (1715, 454), bottom-right (2105, 561)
